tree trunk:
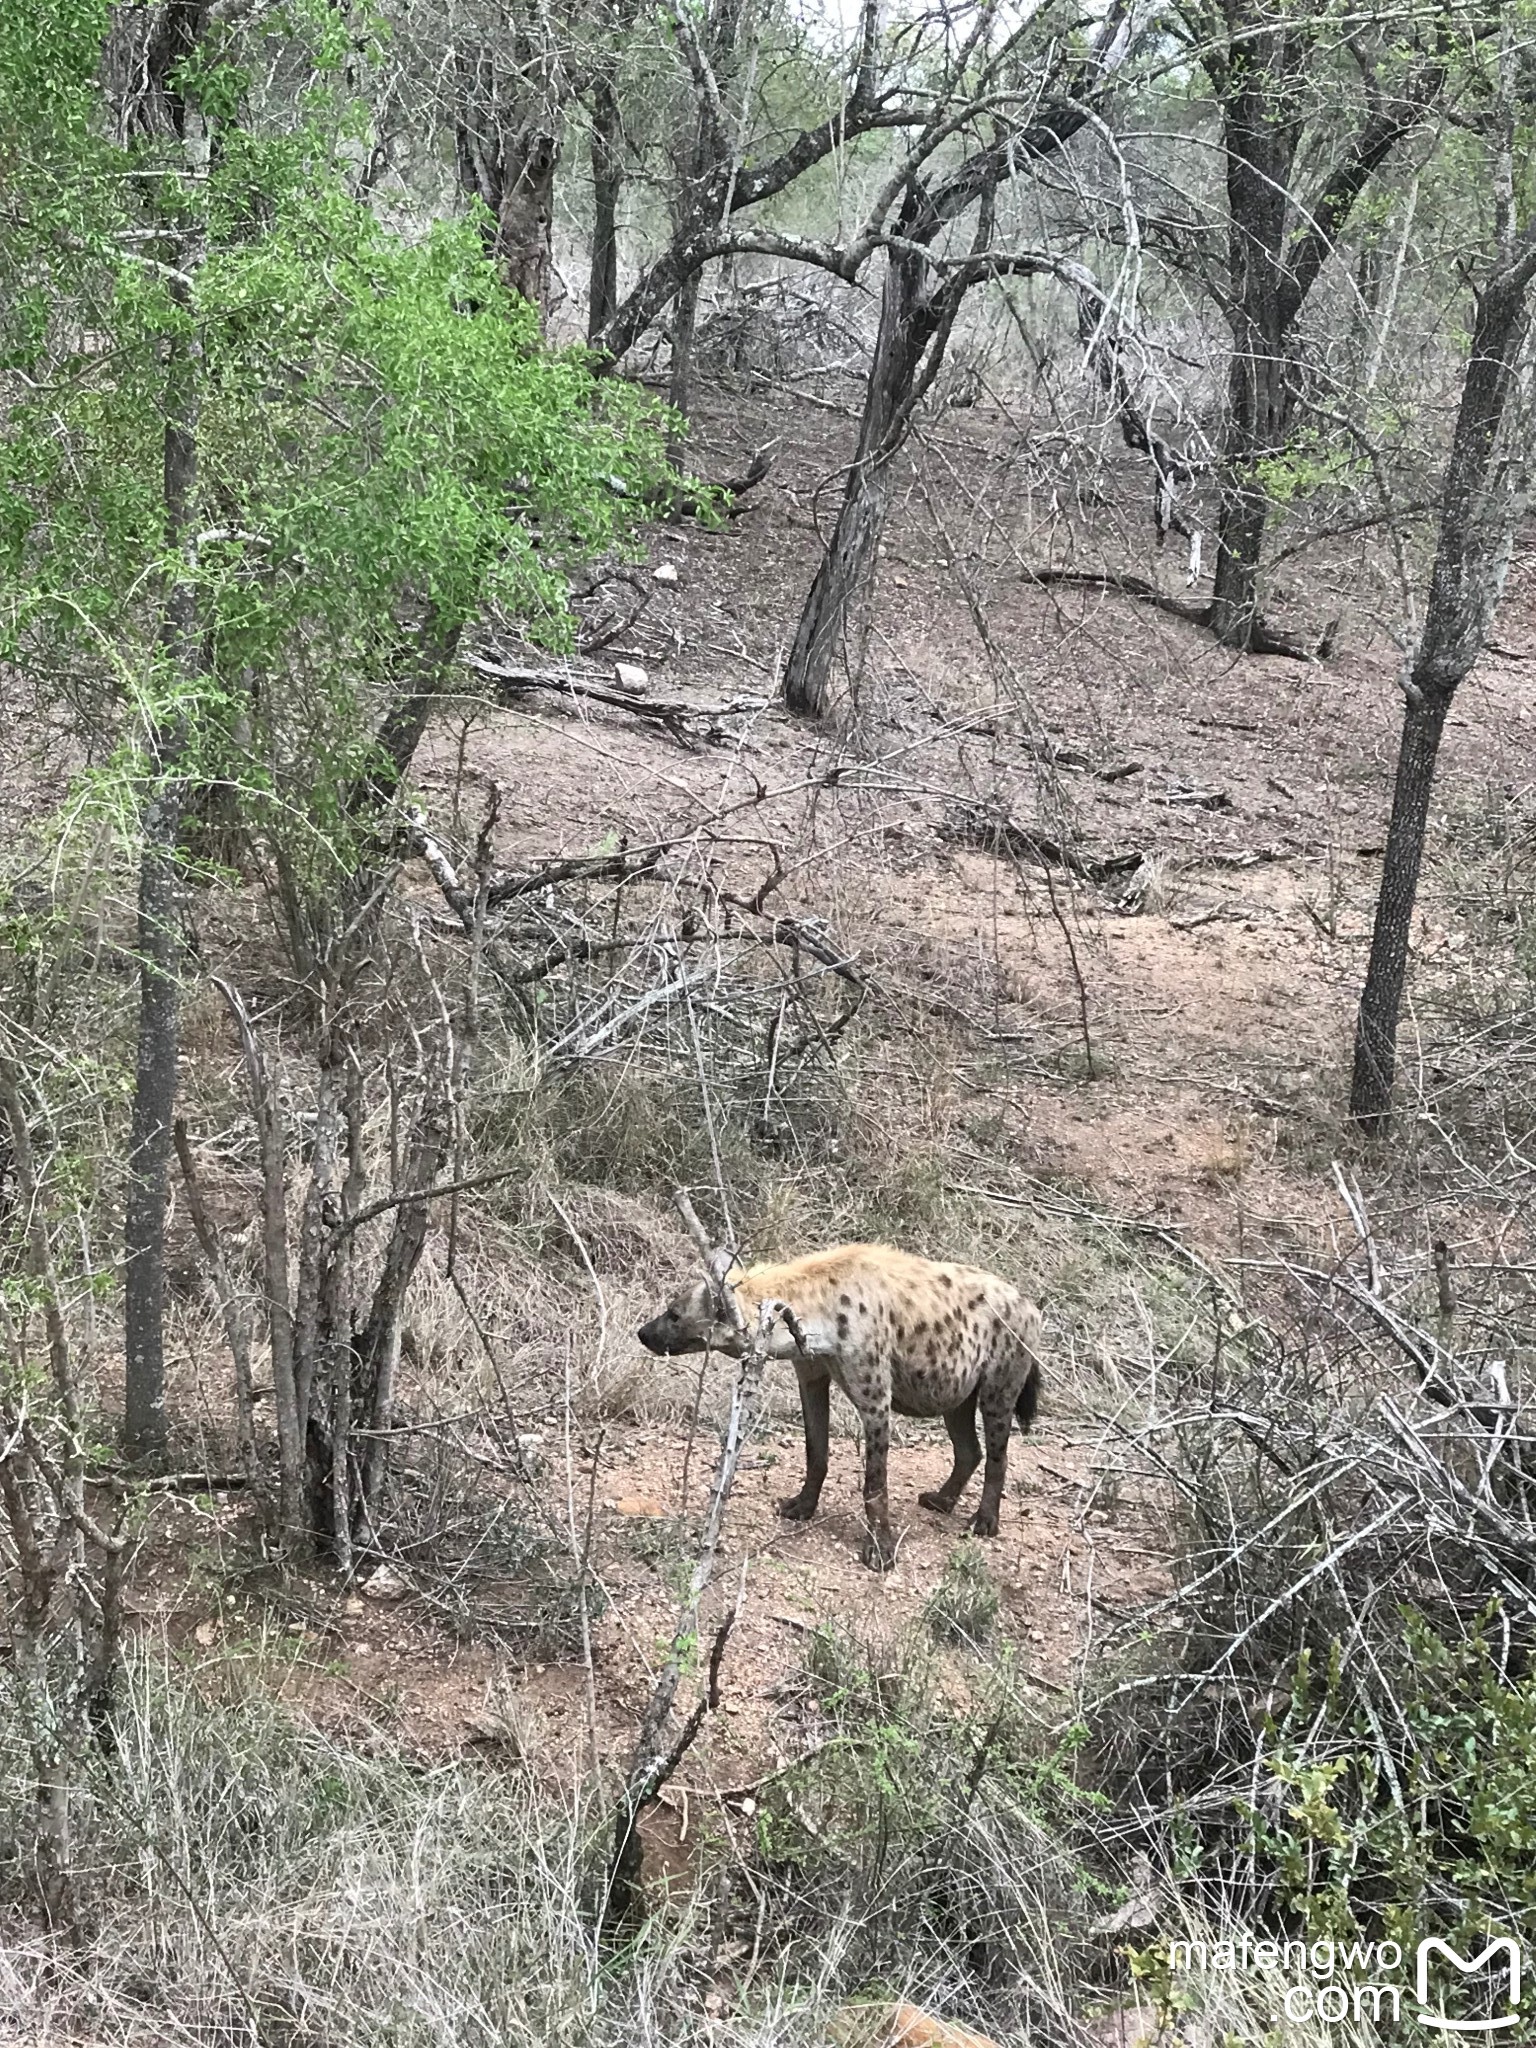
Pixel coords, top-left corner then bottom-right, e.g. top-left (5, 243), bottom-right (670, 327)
top-left (1350, 252), bottom-right (1536, 1130)
top-left (1208, 332), bottom-right (1291, 648)
top-left (122, 77), bottom-right (208, 1465)
top-left (355, 1089), bottom-right (449, 1521)
top-left (495, 128), bottom-right (558, 309)
top-left (588, 75), bottom-right (622, 343)
top-left (454, 44), bottom-right (559, 317)
top-left (1208, 51), bottom-right (1296, 652)
top-left (122, 778), bottom-right (185, 1462)
top-left (782, 249), bottom-right (945, 719)
top-left (1348, 690), bottom-right (1450, 1130)
top-left (666, 265), bottom-right (701, 465)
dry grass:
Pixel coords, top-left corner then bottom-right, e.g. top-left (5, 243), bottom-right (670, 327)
top-left (0, 1636), bottom-right (1408, 2048)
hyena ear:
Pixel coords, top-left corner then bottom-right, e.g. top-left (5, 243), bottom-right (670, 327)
top-left (707, 1247), bottom-right (735, 1288)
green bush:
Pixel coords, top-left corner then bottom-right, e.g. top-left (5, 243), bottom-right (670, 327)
top-left (1252, 1610), bottom-right (1535, 2034)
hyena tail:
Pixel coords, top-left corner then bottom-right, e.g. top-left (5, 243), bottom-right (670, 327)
top-left (1015, 1356), bottom-right (1042, 1432)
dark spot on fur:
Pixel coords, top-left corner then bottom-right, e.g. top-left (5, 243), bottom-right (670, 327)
top-left (837, 1313), bottom-right (850, 1338)
top-left (912, 1319), bottom-right (927, 1339)
top-left (858, 1301), bottom-right (868, 1316)
top-left (939, 1273), bottom-right (954, 1288)
top-left (839, 1293), bottom-right (851, 1308)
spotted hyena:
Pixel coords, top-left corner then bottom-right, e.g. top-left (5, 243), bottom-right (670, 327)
top-left (637, 1244), bottom-right (1042, 1570)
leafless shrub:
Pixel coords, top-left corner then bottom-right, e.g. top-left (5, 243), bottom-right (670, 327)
top-left (1084, 1186), bottom-right (1536, 1917)
top-left (364, 1421), bottom-right (595, 1653)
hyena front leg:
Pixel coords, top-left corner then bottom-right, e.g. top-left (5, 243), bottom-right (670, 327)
top-left (778, 1368), bottom-right (830, 1522)
top-left (857, 1391), bottom-right (896, 1571)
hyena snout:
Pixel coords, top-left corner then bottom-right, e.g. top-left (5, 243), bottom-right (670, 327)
top-left (637, 1312), bottom-right (697, 1355)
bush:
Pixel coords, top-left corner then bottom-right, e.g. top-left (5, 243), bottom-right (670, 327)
top-left (923, 1541), bottom-right (1000, 1649)
top-left (1255, 1612), bottom-right (1535, 2024)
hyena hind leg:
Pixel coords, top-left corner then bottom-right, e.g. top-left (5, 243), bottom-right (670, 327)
top-left (858, 1399), bottom-right (897, 1571)
top-left (918, 1389), bottom-right (981, 1514)
top-left (968, 1391), bottom-right (1014, 1538)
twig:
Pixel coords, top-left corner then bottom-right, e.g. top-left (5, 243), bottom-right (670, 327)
top-left (173, 1119), bottom-right (260, 1491)
top-left (1331, 1160), bottom-right (1381, 1296)
top-left (601, 1192), bottom-right (795, 1938)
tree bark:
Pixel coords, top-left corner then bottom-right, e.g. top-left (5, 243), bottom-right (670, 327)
top-left (779, 83), bottom-right (1105, 721)
top-left (122, 777), bottom-right (185, 1463)
top-left (587, 74), bottom-right (622, 343)
top-left (1208, 25), bottom-right (1298, 651)
top-left (782, 244), bottom-right (951, 718)
top-left (1350, 249), bottom-right (1536, 1130)
top-left (1206, 9), bottom-right (1436, 651)
top-left (453, 42), bottom-right (560, 316)
top-left (1350, 690), bottom-right (1450, 1129)
top-left (355, 1089), bottom-right (449, 1518)
top-left (666, 264), bottom-right (702, 465)
top-left (120, 17), bottom-right (209, 1464)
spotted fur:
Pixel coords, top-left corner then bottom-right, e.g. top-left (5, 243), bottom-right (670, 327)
top-left (637, 1244), bottom-right (1043, 1570)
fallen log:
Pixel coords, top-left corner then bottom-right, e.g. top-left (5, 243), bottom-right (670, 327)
top-left (461, 653), bottom-right (766, 749)
top-left (942, 805), bottom-right (1144, 885)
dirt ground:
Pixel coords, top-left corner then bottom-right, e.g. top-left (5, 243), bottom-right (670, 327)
top-left (33, 381), bottom-right (1536, 1812)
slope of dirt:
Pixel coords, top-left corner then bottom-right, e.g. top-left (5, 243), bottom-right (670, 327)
top-left (424, 385), bottom-right (1536, 1251)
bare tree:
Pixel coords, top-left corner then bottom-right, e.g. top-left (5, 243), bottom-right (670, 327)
top-left (1185, 0), bottom-right (1442, 652)
top-left (105, 1), bottom-right (213, 1465)
top-left (1350, 117), bottom-right (1536, 1129)
top-left (782, 4), bottom-right (1142, 717)
top-left (452, 21), bottom-right (566, 315)
top-left (0, 1055), bottom-right (127, 1925)
top-left (584, 0), bottom-right (640, 340)
top-left (586, 0), bottom-right (920, 365)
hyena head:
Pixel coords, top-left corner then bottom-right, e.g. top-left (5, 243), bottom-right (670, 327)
top-left (636, 1265), bottom-right (742, 1356)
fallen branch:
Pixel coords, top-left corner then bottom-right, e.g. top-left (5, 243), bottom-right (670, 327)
top-left (462, 653), bottom-right (767, 748)
top-left (942, 805), bottom-right (1144, 885)
top-left (403, 813), bottom-right (646, 1009)
top-left (1024, 567), bottom-right (1212, 625)
top-left (485, 845), bottom-right (664, 908)
top-left (1023, 569), bottom-right (1326, 660)
top-left (645, 443), bottom-right (775, 520)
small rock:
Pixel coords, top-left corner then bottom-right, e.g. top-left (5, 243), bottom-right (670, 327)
top-left (652, 563), bottom-right (679, 584)
top-left (613, 661), bottom-right (649, 692)
top-left (360, 1564), bottom-right (408, 1600)
top-left (193, 1619), bottom-right (217, 1648)
top-left (342, 1596), bottom-right (364, 1618)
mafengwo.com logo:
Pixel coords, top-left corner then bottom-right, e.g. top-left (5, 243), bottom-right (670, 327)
top-left (1166, 1932), bottom-right (1527, 2032)
top-left (1415, 1936), bottom-right (1522, 2035)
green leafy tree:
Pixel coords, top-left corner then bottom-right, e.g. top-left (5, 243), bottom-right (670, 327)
top-left (0, 0), bottom-right (671, 1485)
